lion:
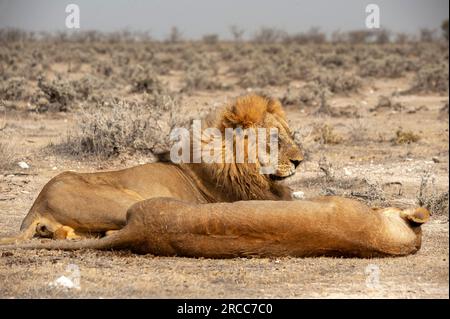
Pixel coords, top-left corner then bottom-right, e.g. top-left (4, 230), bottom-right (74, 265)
top-left (2, 197), bottom-right (430, 258)
top-left (0, 95), bottom-right (304, 243)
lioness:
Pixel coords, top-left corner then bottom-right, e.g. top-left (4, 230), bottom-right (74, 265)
top-left (3, 197), bottom-right (429, 258)
top-left (1, 95), bottom-right (304, 243)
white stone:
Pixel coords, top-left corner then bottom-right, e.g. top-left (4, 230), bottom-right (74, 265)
top-left (18, 161), bottom-right (29, 169)
top-left (49, 276), bottom-right (80, 290)
top-left (292, 191), bottom-right (305, 200)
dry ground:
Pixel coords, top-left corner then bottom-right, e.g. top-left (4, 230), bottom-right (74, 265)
top-left (0, 38), bottom-right (448, 298)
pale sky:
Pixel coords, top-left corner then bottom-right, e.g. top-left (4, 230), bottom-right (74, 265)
top-left (0, 0), bottom-right (448, 39)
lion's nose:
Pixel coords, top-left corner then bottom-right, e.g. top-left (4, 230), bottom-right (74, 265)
top-left (290, 159), bottom-right (302, 168)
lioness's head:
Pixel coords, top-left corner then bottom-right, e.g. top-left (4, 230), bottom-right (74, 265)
top-left (197, 95), bottom-right (304, 200)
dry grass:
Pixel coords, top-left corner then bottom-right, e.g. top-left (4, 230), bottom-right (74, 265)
top-left (0, 142), bottom-right (16, 171)
top-left (417, 171), bottom-right (449, 216)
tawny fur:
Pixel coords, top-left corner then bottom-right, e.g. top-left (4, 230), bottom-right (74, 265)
top-left (0, 95), bottom-right (304, 244)
top-left (1, 197), bottom-right (430, 258)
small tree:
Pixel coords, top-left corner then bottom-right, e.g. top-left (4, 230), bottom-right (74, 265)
top-left (375, 29), bottom-right (390, 44)
top-left (442, 19), bottom-right (449, 40)
top-left (252, 27), bottom-right (284, 43)
top-left (202, 34), bottom-right (219, 44)
top-left (230, 25), bottom-right (245, 41)
top-left (395, 33), bottom-right (409, 44)
top-left (168, 26), bottom-right (183, 43)
top-left (420, 28), bottom-right (436, 42)
top-left (347, 30), bottom-right (374, 44)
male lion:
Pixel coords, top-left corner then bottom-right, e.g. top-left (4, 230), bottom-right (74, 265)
top-left (1, 95), bottom-right (304, 243)
top-left (2, 197), bottom-right (429, 258)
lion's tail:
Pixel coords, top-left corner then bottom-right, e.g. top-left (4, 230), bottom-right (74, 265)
top-left (0, 220), bottom-right (40, 245)
top-left (0, 229), bottom-right (133, 251)
top-left (401, 207), bottom-right (430, 226)
top-left (0, 193), bottom-right (49, 245)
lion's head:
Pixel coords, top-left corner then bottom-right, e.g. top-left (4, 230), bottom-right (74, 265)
top-left (196, 94), bottom-right (304, 201)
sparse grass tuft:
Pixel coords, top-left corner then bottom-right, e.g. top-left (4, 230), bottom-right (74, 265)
top-left (393, 129), bottom-right (420, 144)
top-left (0, 142), bottom-right (16, 171)
top-left (313, 124), bottom-right (343, 145)
top-left (371, 95), bottom-right (403, 112)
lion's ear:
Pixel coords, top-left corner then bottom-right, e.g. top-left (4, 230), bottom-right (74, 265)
top-left (266, 98), bottom-right (286, 119)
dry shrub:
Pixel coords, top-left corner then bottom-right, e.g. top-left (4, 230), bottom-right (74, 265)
top-left (127, 65), bottom-right (165, 94)
top-left (348, 180), bottom-right (387, 206)
top-left (37, 78), bottom-right (77, 112)
top-left (284, 58), bottom-right (317, 82)
top-left (314, 73), bottom-right (362, 94)
top-left (370, 95), bottom-right (403, 112)
top-left (317, 53), bottom-right (349, 69)
top-left (393, 129), bottom-right (420, 144)
top-left (442, 19), bottom-right (449, 40)
top-left (238, 62), bottom-right (290, 88)
top-left (417, 171), bottom-right (449, 216)
top-left (53, 95), bottom-right (184, 158)
top-left (202, 34), bottom-right (219, 45)
top-left (94, 60), bottom-right (114, 77)
top-left (359, 56), bottom-right (413, 78)
top-left (72, 75), bottom-right (108, 102)
top-left (281, 82), bottom-right (322, 106)
top-left (182, 66), bottom-right (223, 93)
top-left (407, 63), bottom-right (449, 94)
top-left (0, 77), bottom-right (27, 101)
top-left (313, 124), bottom-right (343, 145)
top-left (252, 27), bottom-right (285, 43)
top-left (283, 28), bottom-right (326, 45)
top-left (280, 87), bottom-right (299, 106)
